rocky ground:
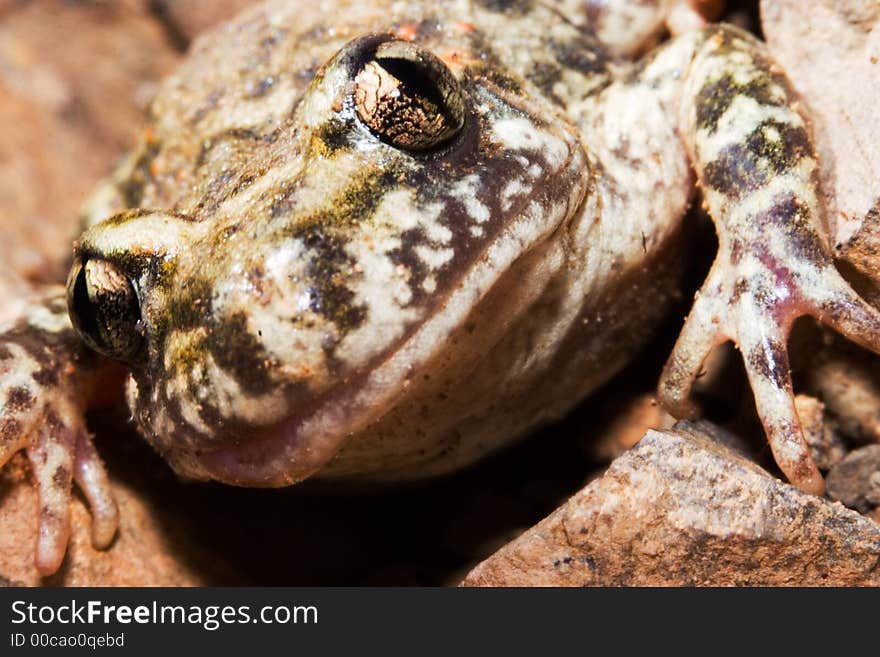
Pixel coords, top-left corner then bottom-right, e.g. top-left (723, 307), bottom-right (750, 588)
top-left (462, 422), bottom-right (880, 586)
top-left (0, 0), bottom-right (879, 586)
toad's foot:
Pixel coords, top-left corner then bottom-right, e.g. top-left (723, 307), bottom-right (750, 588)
top-left (0, 288), bottom-right (117, 575)
top-left (659, 238), bottom-right (880, 495)
top-left (656, 25), bottom-right (880, 494)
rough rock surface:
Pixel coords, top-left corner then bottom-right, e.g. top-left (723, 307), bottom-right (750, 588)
top-left (761, 1), bottom-right (880, 273)
top-left (461, 422), bottom-right (880, 586)
top-left (0, 456), bottom-right (220, 586)
top-left (0, 0), bottom-right (179, 283)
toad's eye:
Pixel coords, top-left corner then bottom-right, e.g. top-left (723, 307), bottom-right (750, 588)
top-left (68, 258), bottom-right (145, 363)
top-left (354, 39), bottom-right (465, 152)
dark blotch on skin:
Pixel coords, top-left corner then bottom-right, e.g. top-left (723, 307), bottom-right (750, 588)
top-left (27, 364), bottom-right (56, 387)
top-left (195, 127), bottom-right (266, 168)
top-left (703, 119), bottom-right (812, 198)
top-left (95, 208), bottom-right (161, 229)
top-left (0, 418), bottom-right (21, 443)
top-left (746, 119), bottom-right (810, 171)
top-left (817, 298), bottom-right (854, 326)
top-left (247, 76), bottom-right (276, 99)
top-left (190, 89), bottom-right (224, 125)
top-left (208, 312), bottom-right (276, 395)
top-left (1, 322), bottom-right (88, 391)
top-left (463, 30), bottom-right (515, 91)
top-left (548, 34), bottom-right (609, 79)
top-left (476, 0), bottom-right (530, 15)
top-left (729, 238), bottom-right (743, 265)
top-left (46, 296), bottom-right (68, 315)
top-left (527, 62), bottom-right (564, 106)
top-left (52, 465), bottom-right (70, 488)
top-left (747, 340), bottom-right (789, 384)
top-left (315, 117), bottom-right (356, 155)
top-left (301, 227), bottom-right (368, 333)
top-left (268, 179), bottom-right (302, 219)
top-left (389, 228), bottom-right (430, 305)
top-left (193, 128), bottom-right (280, 217)
top-left (154, 277), bottom-right (214, 344)
top-left (45, 409), bottom-right (65, 433)
top-left (730, 277), bottom-right (749, 303)
top-left (754, 191), bottom-right (828, 265)
top-left (696, 71), bottom-right (783, 134)
top-left (469, 63), bottom-right (524, 95)
top-left (5, 324), bottom-right (78, 362)
top-left (6, 386), bottom-right (34, 412)
top-left (284, 169), bottom-right (403, 335)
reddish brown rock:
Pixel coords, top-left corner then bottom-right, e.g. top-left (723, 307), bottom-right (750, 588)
top-left (151, 0), bottom-right (258, 42)
top-left (586, 393), bottom-right (675, 463)
top-left (0, 0), bottom-right (179, 283)
top-left (805, 342), bottom-right (880, 445)
top-left (795, 394), bottom-right (848, 470)
top-left (0, 456), bottom-right (220, 586)
top-left (761, 1), bottom-right (880, 278)
top-left (461, 422), bottom-right (880, 586)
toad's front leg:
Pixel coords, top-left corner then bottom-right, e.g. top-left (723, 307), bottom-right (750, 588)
top-left (653, 26), bottom-right (880, 494)
top-left (0, 288), bottom-right (118, 574)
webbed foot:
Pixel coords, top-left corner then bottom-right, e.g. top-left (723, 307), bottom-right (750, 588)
top-left (659, 244), bottom-right (880, 494)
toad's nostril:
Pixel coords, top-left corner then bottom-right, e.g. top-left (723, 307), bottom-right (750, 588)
top-left (67, 257), bottom-right (145, 363)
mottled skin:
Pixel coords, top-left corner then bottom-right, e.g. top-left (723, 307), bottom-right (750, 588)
top-left (3, 0), bottom-right (880, 575)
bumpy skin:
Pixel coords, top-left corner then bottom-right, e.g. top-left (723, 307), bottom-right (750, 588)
top-left (3, 0), bottom-right (880, 574)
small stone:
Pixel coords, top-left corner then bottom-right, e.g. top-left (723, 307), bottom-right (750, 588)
top-left (587, 393), bottom-right (675, 462)
top-left (806, 350), bottom-right (880, 445)
top-left (826, 444), bottom-right (880, 514)
top-left (795, 394), bottom-right (848, 470)
top-left (461, 421), bottom-right (880, 586)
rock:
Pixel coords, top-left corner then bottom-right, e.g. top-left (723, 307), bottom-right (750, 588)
top-left (826, 445), bottom-right (880, 513)
top-left (0, 0), bottom-right (179, 283)
top-left (0, 456), bottom-right (224, 586)
top-left (795, 394), bottom-right (848, 470)
top-left (804, 340), bottom-right (880, 444)
top-left (761, 1), bottom-right (880, 282)
top-left (151, 0), bottom-right (259, 43)
top-left (585, 393), bottom-right (675, 463)
top-left (460, 422), bottom-right (880, 586)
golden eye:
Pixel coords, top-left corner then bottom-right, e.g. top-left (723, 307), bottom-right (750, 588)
top-left (354, 40), bottom-right (465, 152)
top-left (68, 258), bottom-right (145, 362)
